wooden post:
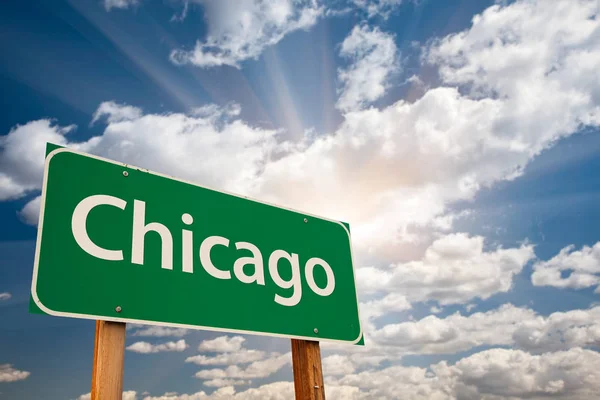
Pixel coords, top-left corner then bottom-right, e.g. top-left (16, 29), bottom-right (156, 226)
top-left (91, 321), bottom-right (127, 400)
top-left (291, 339), bottom-right (325, 400)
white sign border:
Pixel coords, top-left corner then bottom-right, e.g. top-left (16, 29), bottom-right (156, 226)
top-left (31, 146), bottom-right (364, 345)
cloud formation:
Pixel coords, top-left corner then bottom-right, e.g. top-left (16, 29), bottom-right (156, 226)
top-left (77, 390), bottom-right (137, 400)
top-left (336, 25), bottom-right (399, 112)
top-left (327, 347), bottom-right (600, 399)
top-left (197, 336), bottom-right (246, 353)
top-left (130, 326), bottom-right (189, 338)
top-left (0, 364), bottom-right (30, 383)
top-left (126, 339), bottom-right (188, 354)
top-left (103, 0), bottom-right (139, 12)
top-left (194, 352), bottom-right (291, 381)
top-left (532, 241), bottom-right (600, 291)
top-left (170, 0), bottom-right (322, 68)
top-left (358, 233), bottom-right (535, 305)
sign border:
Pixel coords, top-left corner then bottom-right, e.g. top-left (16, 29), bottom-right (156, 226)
top-left (31, 146), bottom-right (364, 345)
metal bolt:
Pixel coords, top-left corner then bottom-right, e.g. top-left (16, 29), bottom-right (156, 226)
top-left (123, 171), bottom-right (129, 177)
top-left (314, 328), bottom-right (318, 334)
top-left (304, 218), bottom-right (308, 223)
top-left (115, 306), bottom-right (122, 313)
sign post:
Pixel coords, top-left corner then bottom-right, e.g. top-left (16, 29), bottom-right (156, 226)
top-left (91, 321), bottom-right (126, 400)
top-left (292, 339), bottom-right (326, 400)
top-left (31, 145), bottom-right (363, 399)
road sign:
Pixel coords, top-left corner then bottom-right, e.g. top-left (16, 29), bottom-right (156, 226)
top-left (31, 145), bottom-right (362, 344)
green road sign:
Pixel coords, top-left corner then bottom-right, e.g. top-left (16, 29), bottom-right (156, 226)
top-left (30, 145), bottom-right (363, 345)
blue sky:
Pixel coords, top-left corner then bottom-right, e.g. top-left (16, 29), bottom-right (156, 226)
top-left (2, 0), bottom-right (600, 399)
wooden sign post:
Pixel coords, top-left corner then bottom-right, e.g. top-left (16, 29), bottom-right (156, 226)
top-left (91, 321), bottom-right (127, 400)
top-left (291, 339), bottom-right (326, 400)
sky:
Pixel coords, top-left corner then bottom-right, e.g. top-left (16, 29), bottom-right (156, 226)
top-left (1, 0), bottom-right (600, 399)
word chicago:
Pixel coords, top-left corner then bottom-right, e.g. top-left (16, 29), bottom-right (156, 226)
top-left (71, 195), bottom-right (336, 307)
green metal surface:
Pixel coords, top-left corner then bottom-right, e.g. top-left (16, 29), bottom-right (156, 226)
top-left (30, 145), bottom-right (362, 344)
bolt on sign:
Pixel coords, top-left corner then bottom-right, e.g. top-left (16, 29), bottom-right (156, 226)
top-left (30, 144), bottom-right (363, 345)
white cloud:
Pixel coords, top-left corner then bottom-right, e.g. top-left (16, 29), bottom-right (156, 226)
top-left (532, 241), bottom-right (600, 290)
top-left (0, 293), bottom-right (11, 301)
top-left (130, 326), bottom-right (189, 338)
top-left (103, 0), bottom-right (139, 12)
top-left (370, 304), bottom-right (532, 354)
top-left (369, 304), bottom-right (600, 357)
top-left (352, 0), bottom-right (403, 19)
top-left (126, 339), bottom-right (188, 354)
top-left (329, 347), bottom-right (600, 400)
top-left (18, 195), bottom-right (41, 226)
top-left (0, 104), bottom-right (279, 206)
top-left (450, 348), bottom-right (600, 399)
top-left (0, 120), bottom-right (73, 200)
top-left (186, 349), bottom-right (266, 366)
top-left (359, 292), bottom-right (411, 334)
top-left (194, 353), bottom-right (291, 381)
top-left (198, 336), bottom-right (246, 353)
top-left (143, 382), bottom-right (293, 400)
top-left (428, 0), bottom-right (600, 123)
top-left (0, 364), bottom-right (30, 383)
top-left (170, 0), bottom-right (322, 68)
top-left (323, 354), bottom-right (356, 376)
top-left (139, 347), bottom-right (600, 399)
top-left (357, 233), bottom-right (535, 305)
top-left (77, 390), bottom-right (137, 400)
top-left (203, 379), bottom-right (249, 388)
top-left (512, 306), bottom-right (600, 353)
top-left (91, 101), bottom-right (142, 125)
top-left (336, 25), bottom-right (399, 112)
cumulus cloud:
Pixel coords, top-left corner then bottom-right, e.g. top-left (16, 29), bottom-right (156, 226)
top-left (0, 103), bottom-right (279, 206)
top-left (170, 0), bottom-right (322, 68)
top-left (103, 0), bottom-right (139, 11)
top-left (532, 241), bottom-right (600, 291)
top-left (203, 379), bottom-right (249, 388)
top-left (322, 354), bottom-right (357, 376)
top-left (359, 292), bottom-right (411, 334)
top-left (130, 326), bottom-right (189, 338)
top-left (186, 349), bottom-right (266, 366)
top-left (126, 339), bottom-right (188, 354)
top-left (0, 364), bottom-right (30, 382)
top-left (325, 303), bottom-right (600, 370)
top-left (198, 336), bottom-right (246, 353)
top-left (329, 347), bottom-right (600, 400)
top-left (194, 353), bottom-right (291, 381)
top-left (450, 348), bottom-right (600, 399)
top-left (371, 304), bottom-right (600, 355)
top-left (91, 101), bottom-right (143, 125)
top-left (358, 233), bottom-right (535, 305)
top-left (336, 25), bottom-right (399, 112)
top-left (77, 390), bottom-right (137, 400)
top-left (0, 120), bottom-right (73, 200)
top-left (142, 382), bottom-right (294, 400)
top-left (352, 0), bottom-right (403, 19)
top-left (0, 292), bottom-right (11, 301)
top-left (18, 195), bottom-right (41, 225)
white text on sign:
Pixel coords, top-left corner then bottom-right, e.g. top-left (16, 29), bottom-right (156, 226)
top-left (71, 195), bottom-right (336, 307)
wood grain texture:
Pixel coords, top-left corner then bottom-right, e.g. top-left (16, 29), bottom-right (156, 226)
top-left (291, 339), bottom-right (325, 400)
top-left (91, 321), bottom-right (126, 400)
